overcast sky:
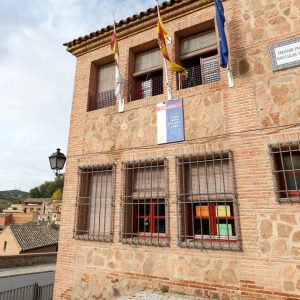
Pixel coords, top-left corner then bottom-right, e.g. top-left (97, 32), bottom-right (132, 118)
top-left (0, 0), bottom-right (154, 192)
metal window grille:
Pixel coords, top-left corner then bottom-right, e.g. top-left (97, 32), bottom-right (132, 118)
top-left (178, 55), bottom-right (220, 90)
top-left (269, 141), bottom-right (300, 203)
top-left (89, 90), bottom-right (116, 111)
top-left (74, 165), bottom-right (115, 242)
top-left (176, 151), bottom-right (240, 251)
top-left (130, 71), bottom-right (163, 101)
top-left (120, 158), bottom-right (169, 246)
top-left (201, 55), bottom-right (220, 84)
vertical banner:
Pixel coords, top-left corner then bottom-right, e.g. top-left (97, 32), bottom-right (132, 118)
top-left (157, 98), bottom-right (185, 144)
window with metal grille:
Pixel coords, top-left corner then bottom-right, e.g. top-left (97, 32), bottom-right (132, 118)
top-left (130, 48), bottom-right (163, 101)
top-left (176, 151), bottom-right (240, 250)
top-left (177, 29), bottom-right (220, 89)
top-left (89, 62), bottom-right (116, 111)
top-left (74, 165), bottom-right (115, 242)
top-left (269, 141), bottom-right (300, 202)
top-left (120, 158), bottom-right (168, 246)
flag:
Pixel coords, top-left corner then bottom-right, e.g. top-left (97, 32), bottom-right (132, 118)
top-left (214, 0), bottom-right (228, 68)
top-left (157, 15), bottom-right (187, 76)
top-left (110, 31), bottom-right (119, 62)
top-left (110, 23), bottom-right (124, 112)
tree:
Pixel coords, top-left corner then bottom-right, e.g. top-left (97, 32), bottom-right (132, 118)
top-left (52, 189), bottom-right (63, 201)
top-left (29, 187), bottom-right (41, 198)
top-left (28, 177), bottom-right (64, 199)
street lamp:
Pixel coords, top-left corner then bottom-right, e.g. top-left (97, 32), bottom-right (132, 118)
top-left (49, 148), bottom-right (66, 177)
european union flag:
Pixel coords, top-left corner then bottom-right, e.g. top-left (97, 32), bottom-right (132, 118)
top-left (215, 0), bottom-right (229, 68)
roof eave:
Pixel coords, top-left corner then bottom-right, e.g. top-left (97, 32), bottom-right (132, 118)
top-left (64, 0), bottom-right (214, 57)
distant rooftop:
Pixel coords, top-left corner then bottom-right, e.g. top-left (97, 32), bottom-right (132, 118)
top-left (9, 224), bottom-right (59, 252)
top-left (23, 198), bottom-right (52, 204)
top-left (0, 213), bottom-right (11, 218)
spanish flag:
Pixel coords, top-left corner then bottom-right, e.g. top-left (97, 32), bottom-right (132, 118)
top-left (110, 31), bottom-right (119, 63)
top-left (157, 13), bottom-right (187, 76)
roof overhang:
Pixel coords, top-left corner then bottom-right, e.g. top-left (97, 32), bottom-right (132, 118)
top-left (64, 0), bottom-right (214, 57)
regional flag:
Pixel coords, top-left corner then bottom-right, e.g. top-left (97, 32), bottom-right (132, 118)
top-left (214, 0), bottom-right (229, 68)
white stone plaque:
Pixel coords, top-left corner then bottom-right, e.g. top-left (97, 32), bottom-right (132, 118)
top-left (269, 37), bottom-right (300, 71)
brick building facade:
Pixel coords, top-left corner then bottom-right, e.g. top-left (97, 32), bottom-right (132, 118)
top-left (54, 0), bottom-right (300, 299)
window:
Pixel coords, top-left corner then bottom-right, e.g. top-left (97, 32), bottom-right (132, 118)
top-left (3, 241), bottom-right (7, 252)
top-left (176, 151), bottom-right (240, 250)
top-left (89, 62), bottom-right (116, 111)
top-left (178, 29), bottom-right (220, 89)
top-left (269, 141), bottom-right (300, 202)
top-left (120, 158), bottom-right (168, 246)
top-left (74, 165), bottom-right (115, 242)
top-left (130, 48), bottom-right (163, 101)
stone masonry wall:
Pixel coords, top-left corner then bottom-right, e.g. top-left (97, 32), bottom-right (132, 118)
top-left (54, 0), bottom-right (300, 299)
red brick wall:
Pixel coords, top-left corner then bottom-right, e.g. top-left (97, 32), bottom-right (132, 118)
top-left (11, 212), bottom-right (37, 225)
top-left (0, 214), bottom-right (12, 226)
top-left (54, 0), bottom-right (300, 299)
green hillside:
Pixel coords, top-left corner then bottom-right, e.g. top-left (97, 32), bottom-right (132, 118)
top-left (0, 190), bottom-right (28, 213)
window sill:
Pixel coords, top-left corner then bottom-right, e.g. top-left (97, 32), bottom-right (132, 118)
top-left (194, 235), bottom-right (237, 241)
top-left (74, 233), bottom-right (113, 243)
top-left (121, 235), bottom-right (169, 247)
top-left (277, 197), bottom-right (300, 203)
top-left (180, 237), bottom-right (239, 251)
top-left (135, 232), bottom-right (167, 238)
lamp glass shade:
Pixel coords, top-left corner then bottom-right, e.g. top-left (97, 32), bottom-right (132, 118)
top-left (56, 156), bottom-right (66, 169)
top-left (49, 156), bottom-right (58, 170)
top-left (49, 148), bottom-right (66, 172)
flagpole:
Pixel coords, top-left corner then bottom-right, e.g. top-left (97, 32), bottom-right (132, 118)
top-left (214, 0), bottom-right (234, 88)
top-left (156, 0), bottom-right (172, 101)
top-left (112, 13), bottom-right (125, 112)
top-left (224, 20), bottom-right (234, 88)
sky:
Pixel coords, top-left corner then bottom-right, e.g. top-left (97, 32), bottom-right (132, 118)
top-left (0, 0), bottom-right (154, 192)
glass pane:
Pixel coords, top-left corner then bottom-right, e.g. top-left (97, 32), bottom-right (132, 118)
top-left (286, 174), bottom-right (300, 190)
top-left (292, 153), bottom-right (300, 169)
top-left (216, 219), bottom-right (235, 236)
top-left (194, 203), bottom-right (209, 217)
top-left (282, 155), bottom-right (293, 170)
top-left (215, 203), bottom-right (233, 217)
top-left (194, 219), bottom-right (210, 235)
top-left (282, 153), bottom-right (300, 170)
top-left (155, 204), bottom-right (165, 217)
top-left (138, 218), bottom-right (150, 232)
top-left (155, 218), bottom-right (166, 233)
top-left (138, 203), bottom-right (150, 216)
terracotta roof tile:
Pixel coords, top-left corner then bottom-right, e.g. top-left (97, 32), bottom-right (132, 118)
top-left (23, 198), bottom-right (52, 203)
top-left (9, 224), bottom-right (59, 251)
top-left (64, 0), bottom-right (181, 48)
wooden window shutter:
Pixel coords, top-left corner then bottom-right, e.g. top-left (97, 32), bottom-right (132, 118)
top-left (97, 62), bottom-right (115, 94)
top-left (134, 48), bottom-right (163, 76)
top-left (180, 30), bottom-right (217, 60)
